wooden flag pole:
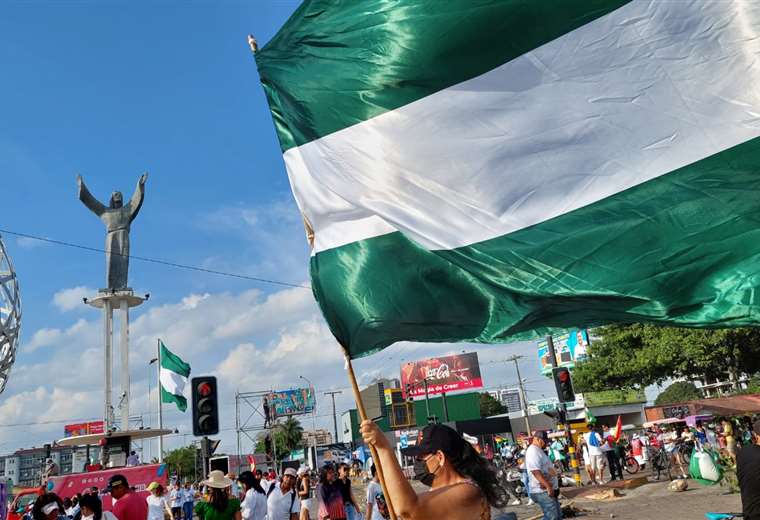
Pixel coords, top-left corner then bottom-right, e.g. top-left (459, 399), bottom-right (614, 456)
top-left (344, 351), bottom-right (399, 520)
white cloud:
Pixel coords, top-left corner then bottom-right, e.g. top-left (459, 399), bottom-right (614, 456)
top-left (23, 318), bottom-right (93, 353)
top-left (52, 286), bottom-right (96, 312)
top-left (16, 236), bottom-right (49, 249)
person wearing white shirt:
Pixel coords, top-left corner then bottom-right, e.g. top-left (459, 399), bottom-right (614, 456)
top-left (146, 482), bottom-right (174, 520)
top-left (237, 471), bottom-right (267, 520)
top-left (364, 465), bottom-right (388, 520)
top-left (181, 482), bottom-right (195, 520)
top-left (266, 468), bottom-right (300, 520)
top-left (525, 431), bottom-right (560, 520)
top-left (583, 428), bottom-right (605, 484)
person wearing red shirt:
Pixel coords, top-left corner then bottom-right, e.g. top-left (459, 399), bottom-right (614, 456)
top-left (109, 474), bottom-right (148, 520)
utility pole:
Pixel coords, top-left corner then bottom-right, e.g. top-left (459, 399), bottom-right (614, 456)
top-left (505, 355), bottom-right (531, 435)
top-left (324, 390), bottom-right (342, 443)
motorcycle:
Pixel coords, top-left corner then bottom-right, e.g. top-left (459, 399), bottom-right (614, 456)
top-left (495, 455), bottom-right (527, 505)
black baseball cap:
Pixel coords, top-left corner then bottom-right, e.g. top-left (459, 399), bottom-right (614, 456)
top-left (107, 474), bottom-right (129, 491)
top-left (401, 424), bottom-right (468, 458)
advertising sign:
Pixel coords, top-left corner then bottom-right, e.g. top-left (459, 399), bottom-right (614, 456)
top-left (63, 421), bottom-right (105, 438)
top-left (583, 388), bottom-right (646, 407)
top-left (537, 329), bottom-right (589, 374)
top-left (48, 463), bottom-right (168, 510)
top-left (400, 352), bottom-right (483, 398)
top-left (269, 387), bottom-right (316, 418)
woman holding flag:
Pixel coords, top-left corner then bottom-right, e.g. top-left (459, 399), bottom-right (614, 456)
top-left (360, 421), bottom-right (507, 520)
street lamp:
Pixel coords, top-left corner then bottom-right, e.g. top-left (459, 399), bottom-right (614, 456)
top-left (299, 375), bottom-right (318, 470)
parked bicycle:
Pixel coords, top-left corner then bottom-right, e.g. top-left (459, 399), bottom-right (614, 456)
top-left (648, 446), bottom-right (672, 481)
top-left (623, 445), bottom-right (640, 474)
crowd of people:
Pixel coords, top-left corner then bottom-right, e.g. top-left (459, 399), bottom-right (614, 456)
top-left (21, 413), bottom-right (760, 520)
top-left (23, 459), bottom-right (401, 520)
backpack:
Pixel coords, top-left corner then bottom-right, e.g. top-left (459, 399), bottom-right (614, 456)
top-left (267, 485), bottom-right (296, 513)
top-left (588, 432), bottom-right (600, 448)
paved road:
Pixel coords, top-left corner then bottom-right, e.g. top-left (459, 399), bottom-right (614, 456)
top-left (308, 475), bottom-right (741, 519)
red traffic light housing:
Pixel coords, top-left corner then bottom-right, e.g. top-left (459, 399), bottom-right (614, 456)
top-left (192, 376), bottom-right (219, 436)
top-left (552, 367), bottom-right (575, 404)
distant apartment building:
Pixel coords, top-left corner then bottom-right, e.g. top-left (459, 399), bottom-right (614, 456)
top-left (302, 429), bottom-right (333, 447)
top-left (694, 374), bottom-right (749, 398)
top-left (1, 445), bottom-right (92, 487)
top-left (488, 388), bottom-right (523, 413)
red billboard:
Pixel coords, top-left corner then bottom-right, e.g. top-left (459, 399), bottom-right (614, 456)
top-left (48, 463), bottom-right (168, 510)
top-left (400, 352), bottom-right (483, 397)
top-left (63, 421), bottom-right (105, 438)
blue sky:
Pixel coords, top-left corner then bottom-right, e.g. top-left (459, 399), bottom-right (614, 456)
top-left (0, 2), bottom-right (622, 457)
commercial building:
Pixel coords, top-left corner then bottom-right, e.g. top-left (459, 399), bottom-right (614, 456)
top-left (302, 429), bottom-right (333, 446)
top-left (488, 388), bottom-right (522, 413)
top-left (0, 445), bottom-right (93, 487)
top-left (645, 393), bottom-right (760, 422)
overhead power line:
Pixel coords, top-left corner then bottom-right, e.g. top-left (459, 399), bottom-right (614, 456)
top-left (0, 228), bottom-right (310, 290)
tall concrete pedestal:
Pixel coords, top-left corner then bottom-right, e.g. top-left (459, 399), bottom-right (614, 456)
top-left (86, 289), bottom-right (146, 431)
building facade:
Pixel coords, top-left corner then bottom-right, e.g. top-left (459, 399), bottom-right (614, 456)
top-left (1, 445), bottom-right (92, 487)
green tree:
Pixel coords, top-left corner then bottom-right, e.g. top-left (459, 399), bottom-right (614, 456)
top-left (277, 417), bottom-right (304, 452)
top-left (254, 417), bottom-right (304, 460)
top-left (573, 325), bottom-right (760, 391)
top-left (654, 381), bottom-right (701, 405)
top-left (479, 393), bottom-right (506, 417)
top-left (164, 446), bottom-right (197, 480)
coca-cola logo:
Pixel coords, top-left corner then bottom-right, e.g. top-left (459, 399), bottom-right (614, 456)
top-left (426, 363), bottom-right (451, 380)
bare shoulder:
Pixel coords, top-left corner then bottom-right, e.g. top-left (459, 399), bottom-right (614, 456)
top-left (414, 482), bottom-right (483, 519)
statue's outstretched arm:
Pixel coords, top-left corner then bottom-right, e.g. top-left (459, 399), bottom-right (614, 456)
top-left (127, 172), bottom-right (148, 222)
top-left (77, 175), bottom-right (106, 216)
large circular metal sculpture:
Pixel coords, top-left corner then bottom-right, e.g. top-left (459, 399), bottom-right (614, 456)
top-left (0, 234), bottom-right (21, 395)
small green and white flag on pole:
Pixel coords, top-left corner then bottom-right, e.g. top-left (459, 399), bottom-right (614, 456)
top-left (159, 340), bottom-right (191, 412)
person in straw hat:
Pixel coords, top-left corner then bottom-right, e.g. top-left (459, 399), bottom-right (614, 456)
top-left (194, 471), bottom-right (241, 520)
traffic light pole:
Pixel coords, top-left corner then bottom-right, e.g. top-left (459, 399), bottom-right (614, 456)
top-left (201, 436), bottom-right (209, 479)
top-left (546, 335), bottom-right (581, 487)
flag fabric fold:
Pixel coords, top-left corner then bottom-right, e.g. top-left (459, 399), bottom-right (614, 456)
top-left (256, 0), bottom-right (760, 359)
top-left (159, 340), bottom-right (191, 412)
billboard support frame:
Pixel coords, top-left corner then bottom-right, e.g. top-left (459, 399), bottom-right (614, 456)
top-left (234, 389), bottom-right (278, 474)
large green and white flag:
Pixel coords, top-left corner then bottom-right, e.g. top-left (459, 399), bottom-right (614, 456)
top-left (160, 341), bottom-right (191, 412)
top-left (256, 0), bottom-right (760, 359)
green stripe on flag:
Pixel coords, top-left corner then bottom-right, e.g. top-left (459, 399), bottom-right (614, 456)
top-left (311, 137), bottom-right (760, 358)
top-left (256, 0), bottom-right (630, 151)
top-left (161, 386), bottom-right (188, 413)
top-left (160, 341), bottom-right (190, 377)
top-left (159, 340), bottom-right (190, 412)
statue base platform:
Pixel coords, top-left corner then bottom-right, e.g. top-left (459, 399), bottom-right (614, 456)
top-left (86, 289), bottom-right (146, 309)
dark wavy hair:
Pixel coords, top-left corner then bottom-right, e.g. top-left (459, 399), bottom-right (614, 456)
top-left (238, 471), bottom-right (265, 495)
top-left (318, 464), bottom-right (336, 486)
top-left (446, 441), bottom-right (508, 508)
top-left (32, 493), bottom-right (64, 520)
top-left (208, 487), bottom-right (229, 513)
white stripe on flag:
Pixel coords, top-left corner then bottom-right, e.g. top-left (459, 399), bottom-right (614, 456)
top-left (285, 0), bottom-right (760, 253)
top-left (160, 368), bottom-right (186, 397)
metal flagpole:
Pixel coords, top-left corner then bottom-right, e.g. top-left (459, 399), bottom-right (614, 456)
top-left (157, 338), bottom-right (164, 463)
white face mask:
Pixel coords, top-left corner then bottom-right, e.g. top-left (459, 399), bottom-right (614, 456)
top-left (82, 515), bottom-right (94, 520)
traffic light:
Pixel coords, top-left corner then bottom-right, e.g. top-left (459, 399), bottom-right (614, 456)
top-left (192, 376), bottom-right (219, 436)
top-left (200, 437), bottom-right (221, 458)
top-left (552, 367), bottom-right (575, 404)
